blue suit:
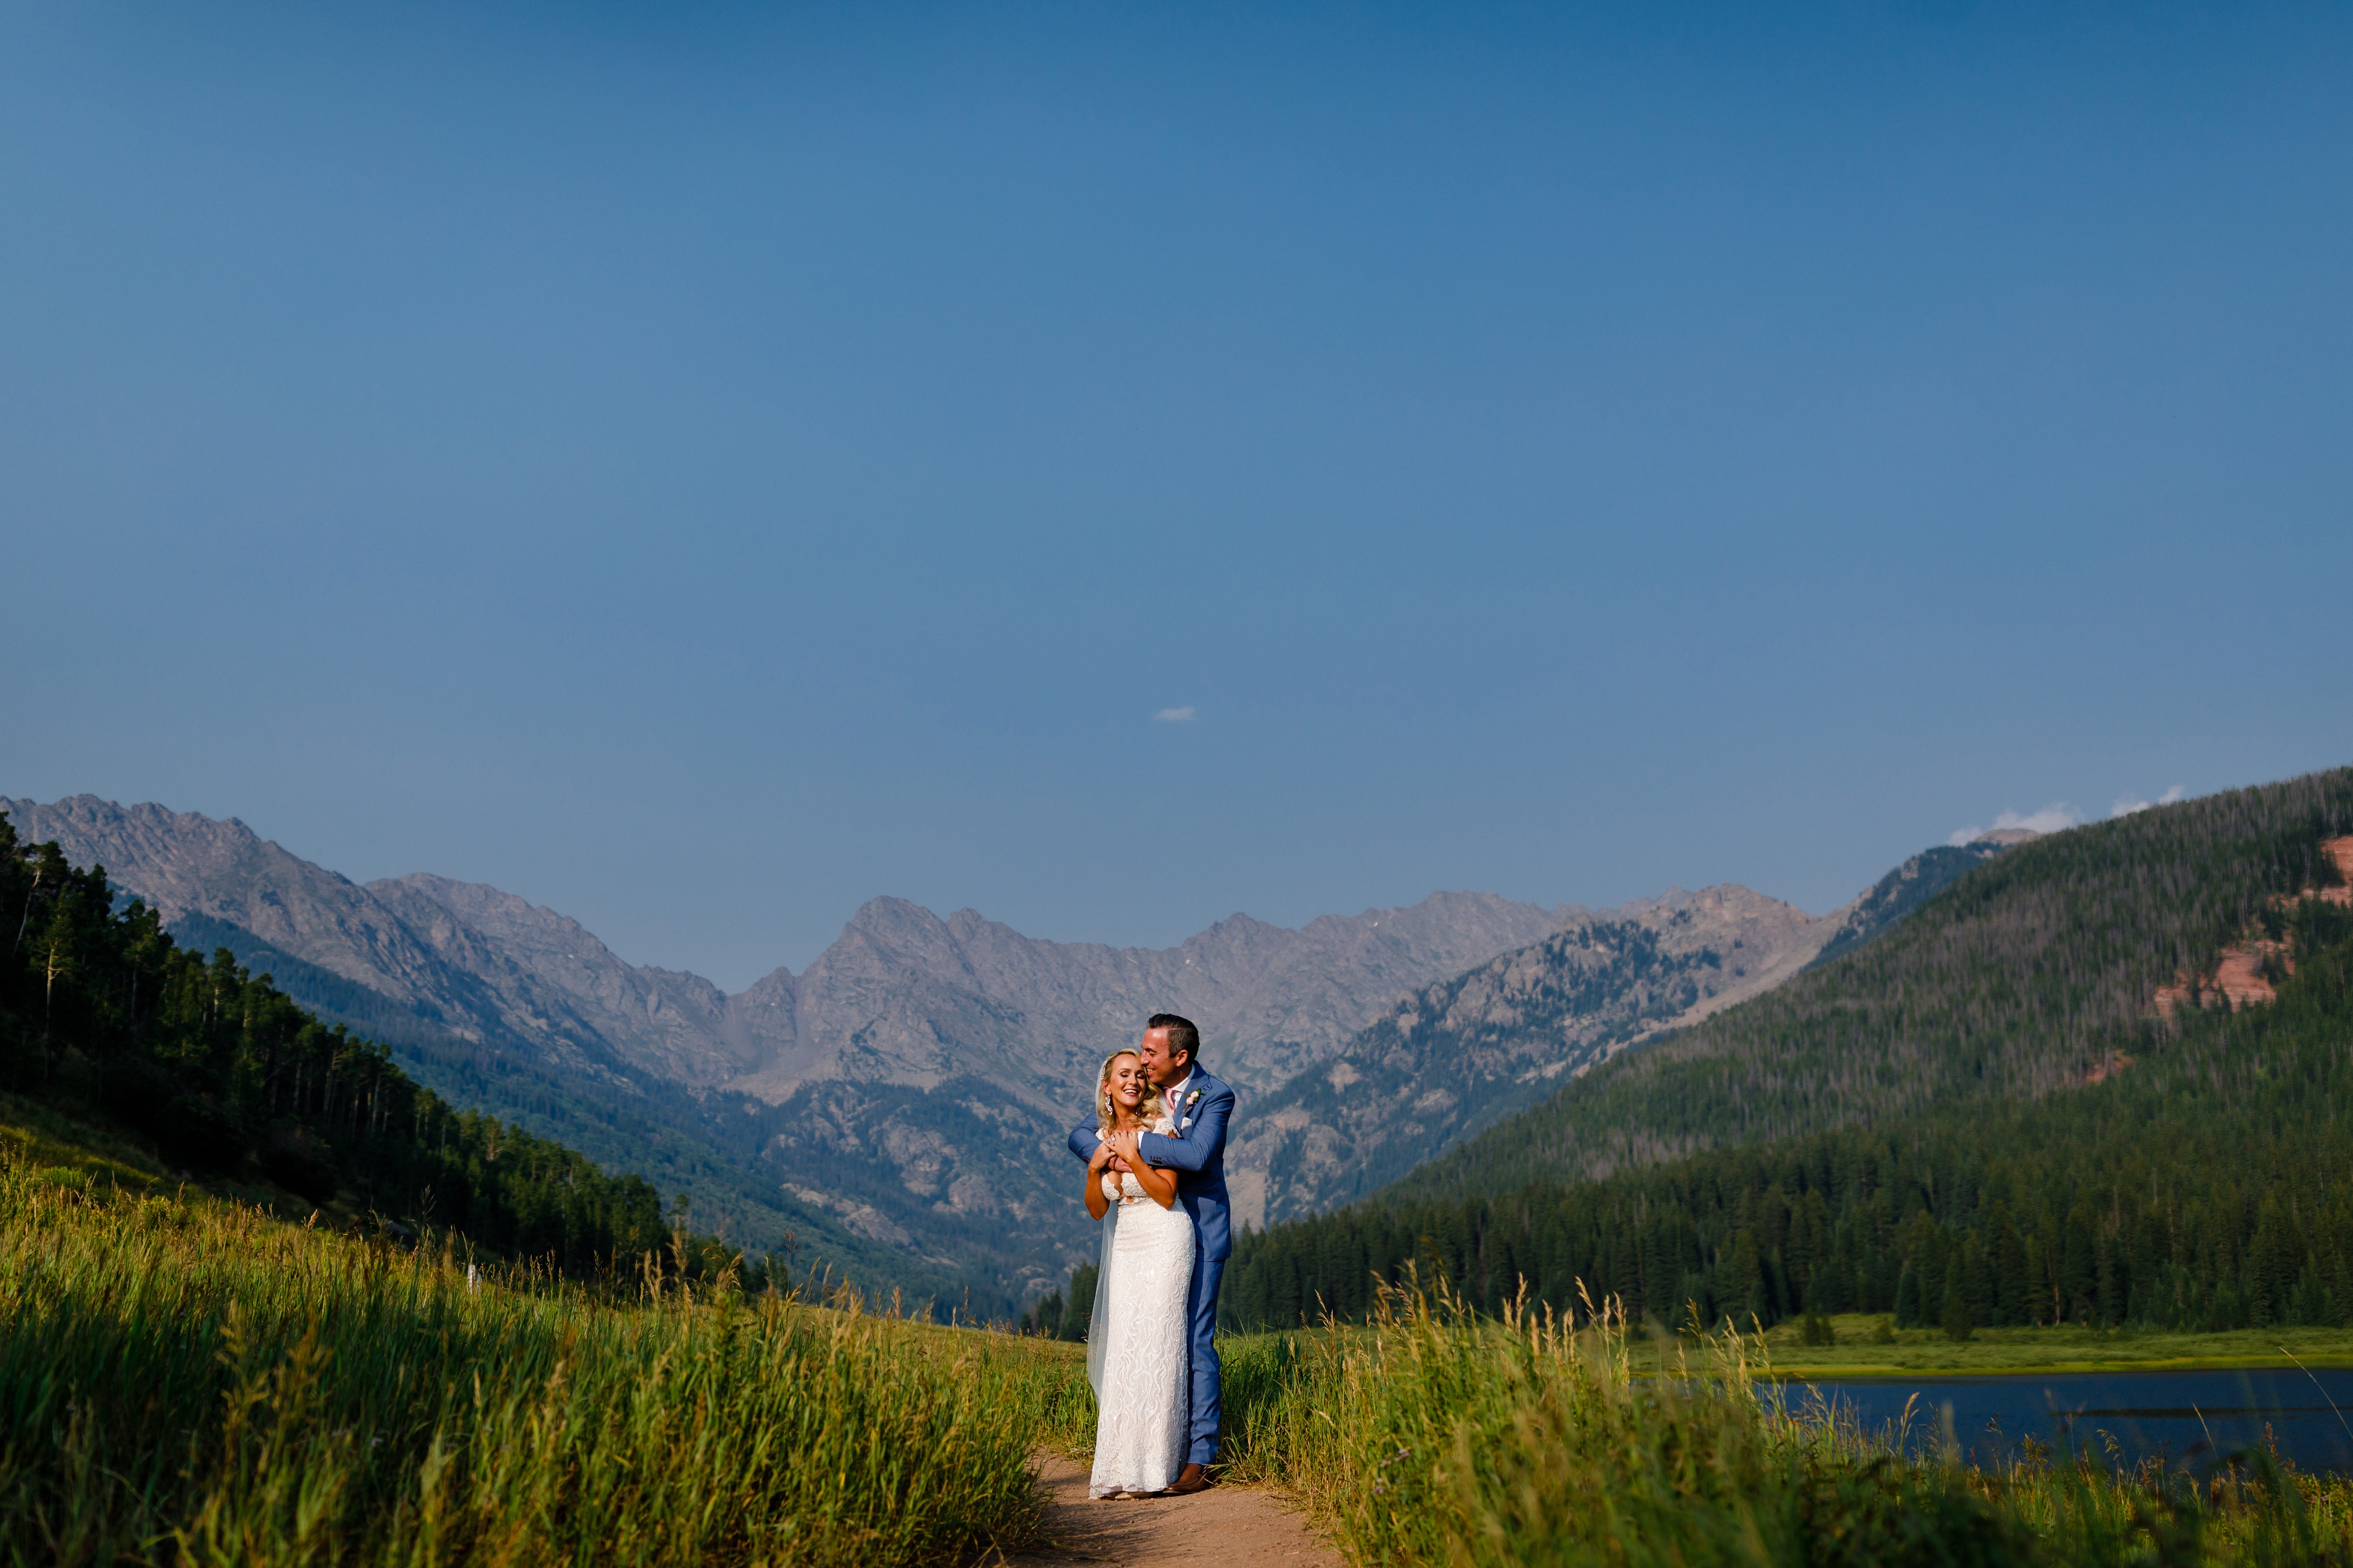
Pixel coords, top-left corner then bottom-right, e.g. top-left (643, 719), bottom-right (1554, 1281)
top-left (1068, 1065), bottom-right (1235, 1466)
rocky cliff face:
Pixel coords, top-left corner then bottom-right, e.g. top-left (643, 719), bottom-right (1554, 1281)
top-left (732, 889), bottom-right (1574, 1110)
top-left (1224, 883), bottom-right (1847, 1229)
top-left (3, 796), bottom-right (453, 1011)
top-left (0, 797), bottom-right (725, 1087)
top-left (372, 874), bottom-right (762, 1085)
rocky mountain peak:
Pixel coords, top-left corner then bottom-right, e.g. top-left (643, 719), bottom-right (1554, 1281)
top-left (1222, 878), bottom-right (1852, 1228)
top-left (3, 788), bottom-right (1917, 1301)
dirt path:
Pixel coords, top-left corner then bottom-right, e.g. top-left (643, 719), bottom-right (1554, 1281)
top-left (992, 1452), bottom-right (1343, 1568)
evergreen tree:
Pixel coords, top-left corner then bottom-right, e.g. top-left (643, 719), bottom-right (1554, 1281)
top-left (1942, 1287), bottom-right (1973, 1342)
top-left (1893, 1261), bottom-right (1921, 1327)
top-left (1989, 1202), bottom-right (2028, 1326)
top-left (1060, 1262), bottom-right (1100, 1342)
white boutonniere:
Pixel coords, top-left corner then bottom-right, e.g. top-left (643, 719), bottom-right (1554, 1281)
top-left (1185, 1089), bottom-right (1202, 1107)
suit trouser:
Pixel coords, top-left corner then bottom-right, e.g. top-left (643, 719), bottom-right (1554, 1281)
top-left (1187, 1249), bottom-right (1226, 1465)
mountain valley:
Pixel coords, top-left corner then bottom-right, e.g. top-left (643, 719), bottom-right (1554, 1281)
top-left (0, 796), bottom-right (1590, 1299)
top-left (0, 791), bottom-right (2018, 1307)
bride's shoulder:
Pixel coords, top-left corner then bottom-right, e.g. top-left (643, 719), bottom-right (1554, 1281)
top-left (1149, 1112), bottom-right (1176, 1134)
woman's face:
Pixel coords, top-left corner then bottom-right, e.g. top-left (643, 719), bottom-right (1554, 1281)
top-left (1107, 1053), bottom-right (1148, 1112)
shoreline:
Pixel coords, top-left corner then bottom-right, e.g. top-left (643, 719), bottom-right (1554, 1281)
top-left (1618, 1311), bottom-right (2353, 1381)
top-left (1765, 1356), bottom-right (2353, 1380)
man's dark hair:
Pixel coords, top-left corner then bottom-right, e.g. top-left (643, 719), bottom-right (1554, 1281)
top-left (1148, 1012), bottom-right (1201, 1068)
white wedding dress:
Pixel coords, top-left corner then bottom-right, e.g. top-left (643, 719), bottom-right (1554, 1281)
top-left (1086, 1120), bottom-right (1196, 1498)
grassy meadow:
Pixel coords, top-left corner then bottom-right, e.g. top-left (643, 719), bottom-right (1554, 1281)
top-left (0, 1131), bottom-right (1086, 1567)
top-left (17, 1108), bottom-right (2353, 1567)
top-left (1201, 1282), bottom-right (2353, 1567)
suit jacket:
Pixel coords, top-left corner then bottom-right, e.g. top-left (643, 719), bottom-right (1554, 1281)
top-left (1067, 1066), bottom-right (1236, 1262)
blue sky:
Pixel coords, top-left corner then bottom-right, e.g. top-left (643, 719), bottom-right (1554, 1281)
top-left (4, 3), bottom-right (2348, 990)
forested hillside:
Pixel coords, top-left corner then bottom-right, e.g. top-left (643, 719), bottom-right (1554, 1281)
top-left (163, 907), bottom-right (1019, 1313)
top-left (1392, 768), bottom-right (2353, 1202)
top-left (0, 818), bottom-right (674, 1268)
top-left (1804, 839), bottom-right (2007, 969)
top-left (1224, 768), bottom-right (2353, 1335)
top-left (1227, 893), bottom-right (2353, 1333)
top-left (0, 815), bottom-right (885, 1296)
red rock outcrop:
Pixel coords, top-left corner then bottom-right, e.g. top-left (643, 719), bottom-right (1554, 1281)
top-left (2323, 835), bottom-right (2353, 904)
top-left (2152, 837), bottom-right (2353, 1018)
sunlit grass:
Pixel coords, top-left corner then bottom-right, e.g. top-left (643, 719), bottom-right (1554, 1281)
top-left (1204, 1274), bottom-right (2353, 1566)
top-left (20, 1102), bottom-right (2353, 1567)
top-left (0, 1139), bottom-right (1080, 1567)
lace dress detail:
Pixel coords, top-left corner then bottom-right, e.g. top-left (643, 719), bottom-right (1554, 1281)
top-left (1087, 1120), bottom-right (1195, 1498)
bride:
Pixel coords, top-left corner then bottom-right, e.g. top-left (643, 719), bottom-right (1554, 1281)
top-left (1081, 1047), bottom-right (1195, 1499)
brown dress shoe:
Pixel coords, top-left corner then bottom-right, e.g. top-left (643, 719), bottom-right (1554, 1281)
top-left (1166, 1462), bottom-right (1212, 1495)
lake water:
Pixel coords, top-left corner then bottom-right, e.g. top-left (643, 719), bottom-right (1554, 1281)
top-left (1788, 1370), bottom-right (2353, 1475)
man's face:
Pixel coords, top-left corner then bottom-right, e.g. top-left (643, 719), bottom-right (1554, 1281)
top-left (1136, 1025), bottom-right (1188, 1089)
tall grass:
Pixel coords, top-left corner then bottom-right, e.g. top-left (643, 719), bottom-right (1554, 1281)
top-left (0, 1147), bottom-right (1080, 1567)
top-left (21, 1118), bottom-right (2353, 1567)
top-left (1201, 1274), bottom-right (2353, 1567)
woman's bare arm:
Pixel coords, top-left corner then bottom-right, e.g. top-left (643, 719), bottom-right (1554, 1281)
top-left (1084, 1136), bottom-right (1113, 1219)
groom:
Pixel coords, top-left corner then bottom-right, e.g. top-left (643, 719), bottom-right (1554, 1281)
top-left (1067, 1012), bottom-right (1235, 1494)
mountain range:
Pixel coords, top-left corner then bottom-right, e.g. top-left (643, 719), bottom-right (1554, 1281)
top-left (0, 792), bottom-right (1999, 1305)
top-left (1224, 841), bottom-right (2020, 1229)
top-left (0, 796), bottom-right (1576, 1299)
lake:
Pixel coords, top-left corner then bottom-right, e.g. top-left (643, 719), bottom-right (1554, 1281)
top-left (1788, 1369), bottom-right (2353, 1475)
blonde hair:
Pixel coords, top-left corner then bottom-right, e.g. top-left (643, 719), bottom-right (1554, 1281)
top-left (1095, 1049), bottom-right (1166, 1132)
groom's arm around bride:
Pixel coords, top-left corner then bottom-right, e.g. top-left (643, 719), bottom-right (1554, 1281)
top-left (1132, 1081), bottom-right (1232, 1191)
top-left (1061, 1071), bottom-right (1236, 1186)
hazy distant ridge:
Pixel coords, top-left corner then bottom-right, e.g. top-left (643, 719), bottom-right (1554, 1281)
top-left (6, 790), bottom-right (2004, 1297)
top-left (0, 793), bottom-right (1586, 1294)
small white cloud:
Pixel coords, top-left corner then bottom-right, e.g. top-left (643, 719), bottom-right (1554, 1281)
top-left (2110, 784), bottom-right (2187, 819)
top-left (1153, 706), bottom-right (1197, 723)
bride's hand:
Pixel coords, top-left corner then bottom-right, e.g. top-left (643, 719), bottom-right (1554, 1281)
top-left (1088, 1137), bottom-right (1117, 1173)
